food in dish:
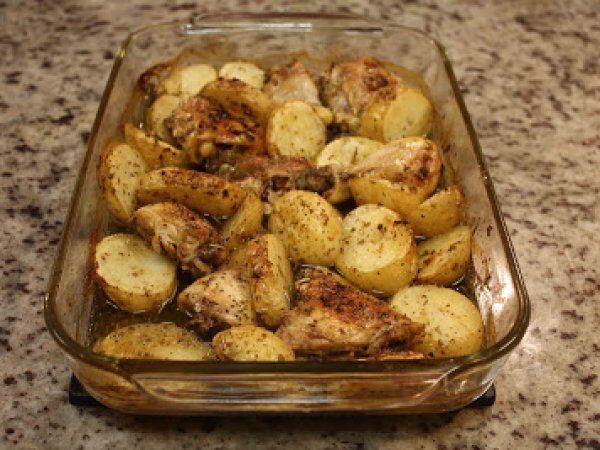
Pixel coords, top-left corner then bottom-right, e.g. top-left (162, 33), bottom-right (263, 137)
top-left (91, 55), bottom-right (480, 361)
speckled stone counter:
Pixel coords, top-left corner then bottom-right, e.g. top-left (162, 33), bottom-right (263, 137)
top-left (1, 0), bottom-right (598, 448)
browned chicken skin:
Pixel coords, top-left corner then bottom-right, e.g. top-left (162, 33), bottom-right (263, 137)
top-left (203, 150), bottom-right (336, 200)
top-left (166, 96), bottom-right (265, 163)
top-left (276, 268), bottom-right (423, 355)
top-left (349, 138), bottom-right (441, 190)
top-left (264, 60), bottom-right (322, 105)
top-left (134, 202), bottom-right (228, 277)
top-left (234, 154), bottom-right (335, 196)
top-left (138, 62), bottom-right (172, 94)
top-left (177, 269), bottom-right (255, 334)
top-left (322, 56), bottom-right (400, 122)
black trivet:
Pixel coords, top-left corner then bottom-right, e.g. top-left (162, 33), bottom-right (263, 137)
top-left (68, 374), bottom-right (496, 409)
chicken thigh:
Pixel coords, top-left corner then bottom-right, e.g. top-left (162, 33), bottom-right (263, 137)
top-left (276, 268), bottom-right (423, 355)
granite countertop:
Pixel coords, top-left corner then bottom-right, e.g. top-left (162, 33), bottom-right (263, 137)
top-left (1, 0), bottom-right (598, 448)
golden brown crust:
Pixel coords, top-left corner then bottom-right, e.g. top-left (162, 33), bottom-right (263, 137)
top-left (138, 62), bottom-right (172, 94)
top-left (276, 268), bottom-right (423, 355)
top-left (349, 138), bottom-right (441, 192)
top-left (322, 56), bottom-right (400, 117)
top-left (167, 96), bottom-right (265, 160)
top-left (134, 202), bottom-right (228, 277)
top-left (137, 168), bottom-right (245, 217)
top-left (264, 60), bottom-right (321, 105)
top-left (177, 269), bottom-right (255, 334)
top-left (202, 78), bottom-right (274, 125)
top-left (97, 142), bottom-right (147, 223)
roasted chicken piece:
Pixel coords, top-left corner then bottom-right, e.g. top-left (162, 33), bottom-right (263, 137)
top-left (264, 61), bottom-right (334, 125)
top-left (264, 60), bottom-right (322, 106)
top-left (322, 56), bottom-right (400, 128)
top-left (134, 202), bottom-right (228, 277)
top-left (166, 96), bottom-right (265, 163)
top-left (276, 268), bottom-right (423, 355)
top-left (349, 137), bottom-right (441, 192)
top-left (235, 154), bottom-right (335, 196)
top-left (177, 269), bottom-right (255, 334)
top-left (203, 150), bottom-right (336, 201)
top-left (138, 62), bottom-right (172, 95)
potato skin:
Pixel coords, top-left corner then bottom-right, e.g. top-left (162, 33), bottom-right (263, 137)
top-left (245, 234), bottom-right (293, 328)
top-left (98, 142), bottom-right (147, 223)
top-left (123, 123), bottom-right (190, 169)
top-left (268, 190), bottom-right (343, 266)
top-left (221, 192), bottom-right (264, 250)
top-left (335, 204), bottom-right (418, 295)
top-left (408, 186), bottom-right (462, 237)
top-left (94, 233), bottom-right (177, 313)
top-left (146, 94), bottom-right (182, 143)
top-left (219, 61), bottom-right (265, 89)
top-left (93, 323), bottom-right (216, 361)
top-left (212, 325), bottom-right (295, 361)
top-left (348, 177), bottom-right (423, 218)
top-left (137, 167), bottom-right (245, 217)
top-left (390, 285), bottom-right (483, 357)
top-left (158, 64), bottom-right (217, 98)
top-left (201, 78), bottom-right (274, 125)
top-left (416, 224), bottom-right (472, 286)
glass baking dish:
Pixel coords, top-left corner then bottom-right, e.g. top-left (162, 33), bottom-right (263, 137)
top-left (44, 13), bottom-right (530, 414)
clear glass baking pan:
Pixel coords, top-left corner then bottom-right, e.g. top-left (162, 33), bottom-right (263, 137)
top-left (44, 13), bottom-right (530, 414)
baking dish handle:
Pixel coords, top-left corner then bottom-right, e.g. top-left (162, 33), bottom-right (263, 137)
top-left (184, 12), bottom-right (384, 33)
top-left (129, 370), bottom-right (451, 412)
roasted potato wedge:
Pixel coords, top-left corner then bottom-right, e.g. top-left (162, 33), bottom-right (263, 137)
top-left (390, 285), bottom-right (484, 357)
top-left (407, 186), bottom-right (462, 237)
top-left (225, 234), bottom-right (293, 328)
top-left (178, 269), bottom-right (255, 333)
top-left (94, 233), bottom-right (177, 313)
top-left (221, 192), bottom-right (264, 250)
top-left (98, 143), bottom-right (147, 223)
top-left (158, 63), bottom-right (217, 98)
top-left (416, 224), bottom-right (472, 286)
top-left (316, 136), bottom-right (383, 203)
top-left (266, 101), bottom-right (327, 161)
top-left (137, 167), bottom-right (245, 217)
top-left (146, 94), bottom-right (182, 143)
top-left (134, 202), bottom-right (228, 277)
top-left (93, 323), bottom-right (216, 360)
top-left (348, 137), bottom-right (442, 217)
top-left (335, 204), bottom-right (418, 295)
top-left (268, 190), bottom-right (343, 266)
top-left (219, 61), bottom-right (265, 89)
top-left (245, 234), bottom-right (293, 328)
top-left (348, 178), bottom-right (422, 218)
top-left (359, 87), bottom-right (433, 142)
top-left (201, 78), bottom-right (274, 125)
top-left (123, 123), bottom-right (190, 169)
top-left (213, 325), bottom-right (295, 361)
